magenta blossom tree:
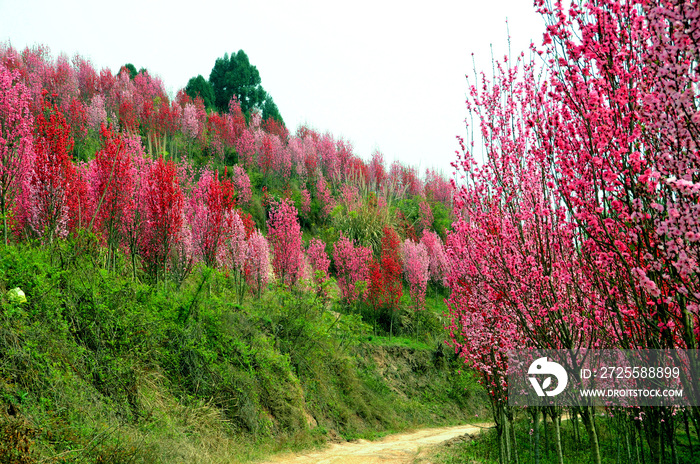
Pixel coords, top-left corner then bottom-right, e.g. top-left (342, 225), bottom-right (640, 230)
top-left (400, 239), bottom-right (430, 311)
top-left (0, 63), bottom-right (34, 245)
top-left (333, 232), bottom-right (372, 304)
top-left (246, 229), bottom-right (270, 298)
top-left (307, 237), bottom-right (330, 295)
top-left (420, 230), bottom-right (448, 286)
top-left (267, 198), bottom-right (304, 287)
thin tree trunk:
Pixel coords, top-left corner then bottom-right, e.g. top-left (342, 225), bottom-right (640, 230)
top-left (553, 408), bottom-right (564, 464)
top-left (638, 420), bottom-right (646, 464)
top-left (668, 415), bottom-right (678, 464)
top-left (3, 212), bottom-right (7, 247)
top-left (625, 417), bottom-right (632, 464)
top-left (582, 406), bottom-right (602, 464)
top-left (496, 404), bottom-right (506, 464)
top-left (2, 194), bottom-right (8, 246)
top-left (511, 410), bottom-right (520, 464)
top-left (543, 408), bottom-right (549, 460)
top-left (504, 408), bottom-right (511, 464)
top-left (532, 408), bottom-right (541, 464)
top-left (685, 410), bottom-right (694, 461)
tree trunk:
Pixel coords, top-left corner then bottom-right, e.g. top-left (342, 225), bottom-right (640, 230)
top-left (553, 408), bottom-right (564, 464)
top-left (531, 407), bottom-right (541, 464)
top-left (2, 193), bottom-right (8, 246)
top-left (638, 419), bottom-right (646, 464)
top-left (581, 406), bottom-right (602, 464)
top-left (668, 415), bottom-right (678, 464)
top-left (685, 410), bottom-right (694, 461)
top-left (502, 407), bottom-right (511, 463)
top-left (625, 417), bottom-right (632, 464)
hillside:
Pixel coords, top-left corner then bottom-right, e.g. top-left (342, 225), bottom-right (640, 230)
top-left (0, 44), bottom-right (482, 463)
top-left (0, 244), bottom-right (487, 463)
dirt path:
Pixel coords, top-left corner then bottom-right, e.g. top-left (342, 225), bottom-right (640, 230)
top-left (258, 423), bottom-right (491, 464)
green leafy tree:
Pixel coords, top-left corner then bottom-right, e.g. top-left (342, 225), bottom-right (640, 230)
top-left (121, 63), bottom-right (137, 79)
top-left (262, 95), bottom-right (284, 126)
top-left (185, 75), bottom-right (215, 109)
top-left (208, 50), bottom-right (268, 115)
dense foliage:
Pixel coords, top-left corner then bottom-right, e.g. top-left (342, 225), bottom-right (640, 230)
top-left (0, 42), bottom-right (453, 298)
top-left (445, 1), bottom-right (700, 463)
top-left (0, 40), bottom-right (462, 463)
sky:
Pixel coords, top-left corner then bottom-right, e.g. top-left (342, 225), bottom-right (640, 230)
top-left (0, 0), bottom-right (546, 176)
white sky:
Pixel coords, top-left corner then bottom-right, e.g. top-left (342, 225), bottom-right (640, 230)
top-left (0, 0), bottom-right (545, 176)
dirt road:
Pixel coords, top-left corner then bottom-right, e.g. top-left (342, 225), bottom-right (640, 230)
top-left (259, 423), bottom-right (490, 464)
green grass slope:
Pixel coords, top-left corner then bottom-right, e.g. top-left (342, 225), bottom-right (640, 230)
top-left (0, 239), bottom-right (485, 464)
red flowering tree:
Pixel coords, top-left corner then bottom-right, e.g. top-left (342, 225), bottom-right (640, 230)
top-left (67, 161), bottom-right (91, 235)
top-left (88, 125), bottom-right (135, 263)
top-left (368, 227), bottom-right (403, 335)
top-left (226, 96), bottom-right (246, 144)
top-left (140, 156), bottom-right (185, 283)
top-left (189, 169), bottom-right (236, 267)
top-left (27, 95), bottom-right (75, 242)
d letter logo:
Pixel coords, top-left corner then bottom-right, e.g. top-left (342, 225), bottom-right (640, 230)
top-left (528, 357), bottom-right (568, 397)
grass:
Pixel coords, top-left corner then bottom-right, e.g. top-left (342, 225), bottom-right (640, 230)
top-left (0, 240), bottom-right (486, 463)
top-left (364, 334), bottom-right (433, 350)
top-left (419, 409), bottom-right (699, 464)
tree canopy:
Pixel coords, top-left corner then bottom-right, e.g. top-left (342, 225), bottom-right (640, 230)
top-left (206, 50), bottom-right (284, 125)
top-left (209, 50), bottom-right (264, 114)
top-left (185, 75), bottom-right (215, 109)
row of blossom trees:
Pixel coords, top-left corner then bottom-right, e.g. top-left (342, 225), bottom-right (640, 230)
top-left (446, 1), bottom-right (700, 463)
top-left (0, 43), bottom-right (454, 215)
top-left (0, 46), bottom-right (451, 309)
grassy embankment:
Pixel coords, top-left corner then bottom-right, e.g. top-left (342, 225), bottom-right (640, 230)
top-left (0, 240), bottom-right (486, 463)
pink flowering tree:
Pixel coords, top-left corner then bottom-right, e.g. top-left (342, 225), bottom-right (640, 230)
top-left (400, 239), bottom-right (429, 311)
top-left (315, 176), bottom-right (335, 219)
top-left (0, 63), bottom-right (34, 245)
top-left (181, 102), bottom-right (201, 141)
top-left (221, 209), bottom-right (248, 302)
top-left (235, 128), bottom-right (256, 169)
top-left (267, 198), bottom-right (304, 287)
top-left (420, 230), bottom-right (448, 286)
top-left (231, 165), bottom-right (252, 207)
top-left (447, 43), bottom-right (613, 462)
top-left (424, 169), bottom-right (453, 207)
top-left (333, 233), bottom-right (372, 304)
top-left (417, 201), bottom-right (433, 235)
top-left (123, 150), bottom-right (152, 279)
top-left (87, 94), bottom-right (107, 131)
top-left (300, 188), bottom-right (311, 216)
top-left (306, 237), bottom-right (330, 295)
top-left (246, 229), bottom-right (270, 298)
